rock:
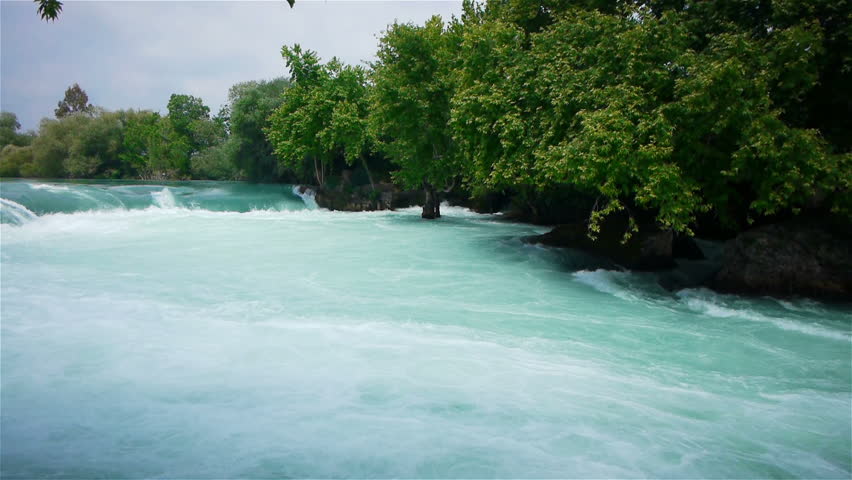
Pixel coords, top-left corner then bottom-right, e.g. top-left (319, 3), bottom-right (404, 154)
top-left (710, 221), bottom-right (852, 299)
top-left (525, 217), bottom-right (678, 271)
top-left (310, 183), bottom-right (422, 212)
top-left (673, 234), bottom-right (705, 260)
top-left (389, 189), bottom-right (423, 209)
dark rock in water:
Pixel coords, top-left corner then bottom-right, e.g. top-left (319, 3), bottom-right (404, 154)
top-left (391, 189), bottom-right (423, 209)
top-left (309, 183), bottom-right (422, 212)
top-left (673, 233), bottom-right (705, 260)
top-left (445, 190), bottom-right (511, 214)
top-left (525, 217), bottom-right (680, 271)
top-left (710, 221), bottom-right (852, 300)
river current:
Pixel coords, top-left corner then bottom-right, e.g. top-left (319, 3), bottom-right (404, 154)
top-left (1, 179), bottom-right (850, 478)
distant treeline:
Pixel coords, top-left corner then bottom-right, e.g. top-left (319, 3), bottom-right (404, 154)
top-left (0, 80), bottom-right (288, 182)
top-left (2, 0), bottom-right (849, 234)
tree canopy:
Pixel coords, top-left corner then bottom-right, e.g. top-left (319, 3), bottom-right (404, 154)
top-left (13, 0), bottom-right (852, 234)
top-left (267, 45), bottom-right (375, 188)
top-left (55, 84), bottom-right (93, 119)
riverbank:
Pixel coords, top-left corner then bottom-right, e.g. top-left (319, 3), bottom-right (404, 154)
top-left (303, 183), bottom-right (851, 302)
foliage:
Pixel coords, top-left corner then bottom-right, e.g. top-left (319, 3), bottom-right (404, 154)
top-left (191, 140), bottom-right (238, 180)
top-left (447, 1), bottom-right (849, 233)
top-left (162, 94), bottom-right (223, 176)
top-left (0, 145), bottom-right (35, 177)
top-left (15, 0), bottom-right (852, 234)
top-left (63, 111), bottom-right (124, 178)
top-left (1, 112), bottom-right (35, 148)
top-left (167, 94), bottom-right (210, 140)
top-left (34, 0), bottom-right (62, 21)
top-left (266, 46), bottom-right (374, 187)
top-left (55, 84), bottom-right (93, 118)
top-left (227, 78), bottom-right (289, 181)
top-left (369, 16), bottom-right (462, 191)
top-left (119, 110), bottom-right (162, 177)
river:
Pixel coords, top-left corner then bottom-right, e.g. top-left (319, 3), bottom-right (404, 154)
top-left (1, 179), bottom-right (850, 478)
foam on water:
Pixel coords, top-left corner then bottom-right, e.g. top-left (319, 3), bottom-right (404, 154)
top-left (2, 179), bottom-right (850, 478)
top-left (0, 179), bottom-right (312, 215)
top-left (678, 289), bottom-right (851, 342)
top-left (292, 185), bottom-right (319, 209)
top-left (0, 198), bottom-right (37, 225)
top-left (573, 269), bottom-right (637, 300)
top-left (30, 183), bottom-right (70, 191)
top-left (151, 187), bottom-right (178, 209)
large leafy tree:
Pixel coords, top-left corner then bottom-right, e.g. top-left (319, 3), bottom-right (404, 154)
top-left (266, 45), bottom-right (374, 188)
top-left (163, 93), bottom-right (218, 176)
top-left (0, 112), bottom-right (23, 148)
top-left (166, 94), bottom-right (210, 141)
top-left (55, 83), bottom-right (93, 118)
top-left (0, 112), bottom-right (34, 148)
top-left (0, 145), bottom-right (35, 177)
top-left (370, 16), bottom-right (462, 218)
top-left (118, 110), bottom-right (164, 178)
top-left (227, 78), bottom-right (290, 181)
top-left (266, 46), bottom-right (329, 186)
top-left (452, 1), bottom-right (849, 233)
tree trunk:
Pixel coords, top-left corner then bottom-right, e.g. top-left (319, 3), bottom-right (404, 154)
top-left (422, 181), bottom-right (440, 219)
top-left (313, 157), bottom-right (323, 188)
top-left (361, 155), bottom-right (375, 191)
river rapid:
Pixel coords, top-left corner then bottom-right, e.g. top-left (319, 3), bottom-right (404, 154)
top-left (1, 179), bottom-right (850, 478)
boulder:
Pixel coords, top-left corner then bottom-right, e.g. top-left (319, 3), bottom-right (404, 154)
top-left (710, 221), bottom-right (852, 299)
top-left (310, 183), bottom-right (422, 212)
top-left (673, 233), bottom-right (706, 260)
top-left (525, 218), bottom-right (682, 271)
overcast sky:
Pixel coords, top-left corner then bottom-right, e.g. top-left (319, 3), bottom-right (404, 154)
top-left (1, 0), bottom-right (462, 130)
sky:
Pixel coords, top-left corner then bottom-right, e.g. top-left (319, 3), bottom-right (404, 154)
top-left (1, 0), bottom-right (463, 130)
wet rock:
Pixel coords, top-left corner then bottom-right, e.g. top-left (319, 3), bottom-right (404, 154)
top-left (673, 234), bottom-right (705, 260)
top-left (310, 183), bottom-right (422, 212)
top-left (710, 221), bottom-right (852, 299)
top-left (525, 218), bottom-right (678, 271)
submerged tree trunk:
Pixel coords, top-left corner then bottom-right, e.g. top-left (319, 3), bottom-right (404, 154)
top-left (422, 181), bottom-right (440, 219)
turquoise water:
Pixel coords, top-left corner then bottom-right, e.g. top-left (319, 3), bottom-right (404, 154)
top-left (2, 179), bottom-right (850, 478)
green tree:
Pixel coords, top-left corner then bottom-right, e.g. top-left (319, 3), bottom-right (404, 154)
top-left (167, 94), bottom-right (210, 140)
top-left (0, 112), bottom-right (23, 147)
top-left (267, 46), bottom-right (375, 188)
top-left (266, 46), bottom-right (328, 186)
top-left (119, 110), bottom-right (162, 178)
top-left (31, 115), bottom-right (84, 177)
top-left (163, 94), bottom-right (217, 176)
top-left (451, 1), bottom-right (848, 234)
top-left (370, 16), bottom-right (462, 218)
top-left (191, 140), bottom-right (238, 180)
top-left (0, 112), bottom-right (35, 148)
top-left (55, 83), bottom-right (93, 118)
top-left (150, 118), bottom-right (192, 178)
top-left (64, 111), bottom-right (124, 178)
top-left (227, 78), bottom-right (289, 181)
top-left (0, 145), bottom-right (35, 177)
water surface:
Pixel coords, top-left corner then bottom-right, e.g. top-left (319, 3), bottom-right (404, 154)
top-left (2, 179), bottom-right (850, 478)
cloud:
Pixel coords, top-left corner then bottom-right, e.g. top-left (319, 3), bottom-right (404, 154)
top-left (1, 0), bottom-right (463, 130)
